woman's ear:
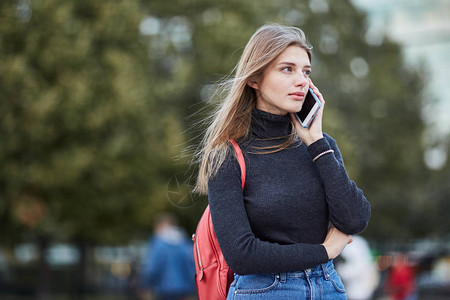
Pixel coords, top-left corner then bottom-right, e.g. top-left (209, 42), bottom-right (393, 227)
top-left (247, 79), bottom-right (259, 90)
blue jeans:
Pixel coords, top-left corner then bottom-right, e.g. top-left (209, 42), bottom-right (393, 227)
top-left (227, 260), bottom-right (346, 299)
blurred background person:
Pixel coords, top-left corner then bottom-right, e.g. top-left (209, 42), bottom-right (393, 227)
top-left (138, 213), bottom-right (196, 300)
top-left (336, 235), bottom-right (379, 300)
top-left (385, 252), bottom-right (417, 300)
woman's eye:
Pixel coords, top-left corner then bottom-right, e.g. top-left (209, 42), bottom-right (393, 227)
top-left (282, 66), bottom-right (292, 72)
top-left (303, 70), bottom-right (311, 77)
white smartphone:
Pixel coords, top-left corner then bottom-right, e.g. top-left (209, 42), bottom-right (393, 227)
top-left (295, 88), bottom-right (321, 128)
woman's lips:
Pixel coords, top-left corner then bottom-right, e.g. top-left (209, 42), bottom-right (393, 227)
top-left (289, 92), bottom-right (305, 100)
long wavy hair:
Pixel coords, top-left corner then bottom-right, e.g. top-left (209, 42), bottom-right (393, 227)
top-left (194, 24), bottom-right (312, 194)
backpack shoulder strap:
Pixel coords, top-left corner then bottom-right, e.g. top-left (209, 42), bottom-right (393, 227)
top-left (229, 139), bottom-right (246, 189)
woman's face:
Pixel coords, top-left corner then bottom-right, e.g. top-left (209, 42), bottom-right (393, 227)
top-left (249, 45), bottom-right (311, 115)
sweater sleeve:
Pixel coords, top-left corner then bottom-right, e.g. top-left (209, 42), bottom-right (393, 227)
top-left (307, 134), bottom-right (371, 235)
top-left (208, 150), bottom-right (329, 275)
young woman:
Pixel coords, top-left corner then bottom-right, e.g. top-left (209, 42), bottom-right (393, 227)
top-left (194, 24), bottom-right (371, 299)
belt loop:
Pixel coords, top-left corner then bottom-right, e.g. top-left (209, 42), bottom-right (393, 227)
top-left (277, 272), bottom-right (287, 283)
top-left (321, 262), bottom-right (330, 280)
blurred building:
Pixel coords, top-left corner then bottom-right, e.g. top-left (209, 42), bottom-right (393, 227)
top-left (351, 0), bottom-right (450, 169)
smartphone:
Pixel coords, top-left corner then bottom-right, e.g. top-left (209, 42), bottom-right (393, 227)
top-left (295, 88), bottom-right (321, 128)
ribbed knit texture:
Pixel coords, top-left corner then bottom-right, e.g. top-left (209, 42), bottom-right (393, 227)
top-left (208, 108), bottom-right (370, 275)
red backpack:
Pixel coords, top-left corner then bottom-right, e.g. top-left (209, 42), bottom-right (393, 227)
top-left (192, 139), bottom-right (246, 300)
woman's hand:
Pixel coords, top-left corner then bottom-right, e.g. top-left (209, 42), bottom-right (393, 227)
top-left (321, 226), bottom-right (353, 260)
top-left (290, 80), bottom-right (325, 146)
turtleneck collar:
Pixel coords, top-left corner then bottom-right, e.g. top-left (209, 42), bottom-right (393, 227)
top-left (250, 108), bottom-right (293, 139)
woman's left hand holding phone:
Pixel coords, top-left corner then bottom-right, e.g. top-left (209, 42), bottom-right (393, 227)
top-left (290, 79), bottom-right (325, 146)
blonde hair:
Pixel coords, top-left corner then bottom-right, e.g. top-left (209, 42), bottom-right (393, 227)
top-left (194, 24), bottom-right (312, 194)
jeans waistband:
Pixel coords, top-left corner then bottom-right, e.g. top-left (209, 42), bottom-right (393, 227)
top-left (277, 260), bottom-right (334, 282)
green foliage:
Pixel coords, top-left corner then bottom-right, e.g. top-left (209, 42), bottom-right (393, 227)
top-left (0, 0), bottom-right (183, 244)
top-left (0, 0), bottom-right (444, 247)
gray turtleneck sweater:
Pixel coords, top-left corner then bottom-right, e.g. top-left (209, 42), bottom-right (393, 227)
top-left (208, 109), bottom-right (371, 275)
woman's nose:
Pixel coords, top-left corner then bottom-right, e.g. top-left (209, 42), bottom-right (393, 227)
top-left (294, 72), bottom-right (308, 87)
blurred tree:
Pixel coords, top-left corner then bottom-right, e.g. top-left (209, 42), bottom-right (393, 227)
top-left (0, 0), bottom-right (187, 297)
